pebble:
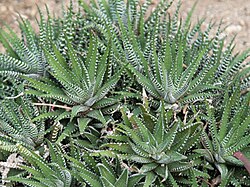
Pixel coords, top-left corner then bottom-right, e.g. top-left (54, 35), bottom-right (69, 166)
top-left (0, 5), bottom-right (7, 12)
top-left (225, 25), bottom-right (242, 33)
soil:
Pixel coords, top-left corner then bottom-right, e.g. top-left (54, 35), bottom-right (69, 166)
top-left (0, 0), bottom-right (249, 53)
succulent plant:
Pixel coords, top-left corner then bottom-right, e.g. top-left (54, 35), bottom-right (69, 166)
top-left (0, 0), bottom-right (249, 186)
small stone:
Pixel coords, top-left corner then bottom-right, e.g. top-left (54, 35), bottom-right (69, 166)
top-left (0, 6), bottom-right (7, 12)
top-left (225, 25), bottom-right (242, 33)
top-left (239, 20), bottom-right (246, 26)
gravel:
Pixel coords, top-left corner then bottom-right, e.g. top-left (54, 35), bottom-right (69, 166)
top-left (0, 0), bottom-right (249, 53)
